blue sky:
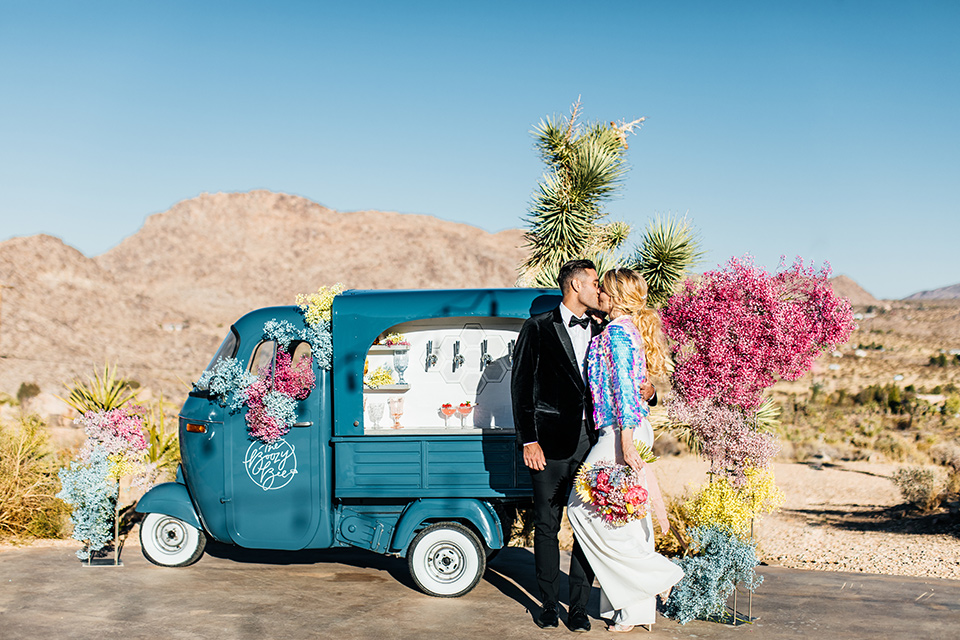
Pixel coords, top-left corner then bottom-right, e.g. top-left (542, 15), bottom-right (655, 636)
top-left (1, 1), bottom-right (957, 299)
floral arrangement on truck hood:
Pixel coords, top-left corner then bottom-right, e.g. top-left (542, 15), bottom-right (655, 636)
top-left (194, 284), bottom-right (344, 443)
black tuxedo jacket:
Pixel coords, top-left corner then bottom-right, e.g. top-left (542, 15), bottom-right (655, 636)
top-left (511, 307), bottom-right (601, 460)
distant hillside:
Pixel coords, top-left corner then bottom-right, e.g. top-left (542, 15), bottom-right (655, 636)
top-left (96, 190), bottom-right (528, 323)
top-left (904, 283), bottom-right (960, 301)
top-left (829, 275), bottom-right (880, 306)
top-left (0, 191), bottom-right (527, 397)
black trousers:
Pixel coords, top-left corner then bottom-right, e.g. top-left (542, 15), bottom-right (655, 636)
top-left (529, 424), bottom-right (595, 610)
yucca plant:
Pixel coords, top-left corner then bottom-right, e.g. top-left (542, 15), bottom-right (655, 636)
top-left (630, 214), bottom-right (704, 308)
top-left (60, 363), bottom-right (139, 414)
top-left (142, 393), bottom-right (180, 482)
top-left (751, 396), bottom-right (781, 433)
top-left (518, 99), bottom-right (645, 287)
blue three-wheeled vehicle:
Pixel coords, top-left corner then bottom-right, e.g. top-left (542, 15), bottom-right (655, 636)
top-left (136, 288), bottom-right (557, 596)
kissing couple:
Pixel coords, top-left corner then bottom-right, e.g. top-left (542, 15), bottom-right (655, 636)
top-left (512, 259), bottom-right (684, 633)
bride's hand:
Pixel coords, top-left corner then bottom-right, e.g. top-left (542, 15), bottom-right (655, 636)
top-left (621, 429), bottom-right (642, 472)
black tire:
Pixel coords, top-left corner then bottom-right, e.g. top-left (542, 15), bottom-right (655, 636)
top-left (407, 522), bottom-right (486, 597)
top-left (139, 513), bottom-right (206, 567)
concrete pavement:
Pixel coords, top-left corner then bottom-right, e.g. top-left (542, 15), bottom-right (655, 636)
top-left (1, 534), bottom-right (959, 640)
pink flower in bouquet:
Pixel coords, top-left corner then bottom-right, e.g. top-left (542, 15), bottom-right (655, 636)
top-left (595, 471), bottom-right (612, 494)
top-left (625, 485), bottom-right (648, 505)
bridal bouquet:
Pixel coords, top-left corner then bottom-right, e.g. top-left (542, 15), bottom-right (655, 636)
top-left (575, 440), bottom-right (658, 526)
top-left (575, 462), bottom-right (648, 526)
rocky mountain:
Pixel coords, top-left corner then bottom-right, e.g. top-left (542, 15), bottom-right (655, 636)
top-left (829, 275), bottom-right (880, 307)
top-left (0, 191), bottom-right (528, 400)
top-left (904, 283), bottom-right (960, 301)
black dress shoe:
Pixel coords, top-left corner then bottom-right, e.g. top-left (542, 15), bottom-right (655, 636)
top-left (568, 606), bottom-right (591, 633)
top-left (536, 604), bottom-right (560, 628)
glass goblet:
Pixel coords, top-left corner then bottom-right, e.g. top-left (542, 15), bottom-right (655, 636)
top-left (367, 401), bottom-right (385, 430)
top-left (393, 351), bottom-right (409, 384)
top-left (388, 396), bottom-right (404, 429)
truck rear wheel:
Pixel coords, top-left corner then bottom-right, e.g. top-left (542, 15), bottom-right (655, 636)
top-left (139, 512), bottom-right (206, 567)
top-left (407, 522), bottom-right (485, 597)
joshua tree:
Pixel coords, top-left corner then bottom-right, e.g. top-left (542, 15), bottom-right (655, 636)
top-left (518, 99), bottom-right (701, 303)
top-left (518, 99), bottom-right (642, 287)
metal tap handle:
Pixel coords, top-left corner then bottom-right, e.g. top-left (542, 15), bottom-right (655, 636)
top-left (453, 341), bottom-right (464, 372)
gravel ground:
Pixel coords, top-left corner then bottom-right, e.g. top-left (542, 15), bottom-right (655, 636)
top-left (655, 456), bottom-right (960, 580)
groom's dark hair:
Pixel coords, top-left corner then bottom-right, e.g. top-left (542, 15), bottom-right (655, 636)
top-left (557, 259), bottom-right (597, 294)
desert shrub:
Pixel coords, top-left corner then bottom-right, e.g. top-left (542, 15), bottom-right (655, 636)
top-left (930, 441), bottom-right (960, 471)
top-left (874, 434), bottom-right (915, 462)
top-left (0, 415), bottom-right (69, 540)
top-left (656, 494), bottom-right (693, 557)
top-left (944, 395), bottom-right (960, 418)
top-left (0, 391), bottom-right (16, 407)
top-left (506, 505), bottom-right (535, 548)
top-left (929, 354), bottom-right (949, 367)
top-left (16, 382), bottom-right (41, 405)
top-left (653, 431), bottom-right (684, 457)
top-left (892, 466), bottom-right (946, 511)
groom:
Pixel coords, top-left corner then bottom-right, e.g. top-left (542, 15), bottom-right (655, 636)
top-left (512, 259), bottom-right (602, 632)
top-left (512, 259), bottom-right (658, 632)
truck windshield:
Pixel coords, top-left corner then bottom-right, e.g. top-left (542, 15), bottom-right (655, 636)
top-left (203, 327), bottom-right (240, 373)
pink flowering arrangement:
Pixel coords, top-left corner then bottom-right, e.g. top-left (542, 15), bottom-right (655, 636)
top-left (574, 460), bottom-right (649, 526)
top-left (667, 396), bottom-right (780, 485)
top-left (76, 406), bottom-right (148, 467)
top-left (661, 256), bottom-right (855, 411)
top-left (243, 348), bottom-right (315, 443)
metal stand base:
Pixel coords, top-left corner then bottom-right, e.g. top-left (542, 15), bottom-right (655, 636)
top-left (81, 558), bottom-right (123, 567)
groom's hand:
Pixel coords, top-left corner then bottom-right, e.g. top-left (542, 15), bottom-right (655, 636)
top-left (523, 442), bottom-right (546, 471)
top-left (640, 382), bottom-right (656, 403)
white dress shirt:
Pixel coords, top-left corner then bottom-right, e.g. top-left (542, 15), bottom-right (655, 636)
top-left (559, 302), bottom-right (591, 383)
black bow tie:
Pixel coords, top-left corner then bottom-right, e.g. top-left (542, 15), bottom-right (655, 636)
top-left (568, 315), bottom-right (591, 329)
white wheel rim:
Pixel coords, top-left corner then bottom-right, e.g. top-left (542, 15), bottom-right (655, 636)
top-left (423, 540), bottom-right (467, 584)
top-left (153, 516), bottom-right (189, 554)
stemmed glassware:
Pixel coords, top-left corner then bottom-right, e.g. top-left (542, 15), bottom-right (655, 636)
top-left (388, 397), bottom-right (404, 429)
top-left (367, 400), bottom-right (385, 430)
top-left (440, 403), bottom-right (456, 427)
top-left (393, 351), bottom-right (409, 385)
top-left (457, 402), bottom-right (474, 428)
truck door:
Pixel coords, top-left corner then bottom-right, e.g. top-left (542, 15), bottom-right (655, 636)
top-left (223, 339), bottom-right (322, 549)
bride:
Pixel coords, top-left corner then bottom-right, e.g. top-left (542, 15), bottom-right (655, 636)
top-left (567, 268), bottom-right (684, 632)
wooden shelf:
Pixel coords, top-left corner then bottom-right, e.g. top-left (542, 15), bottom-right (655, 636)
top-left (363, 384), bottom-right (411, 392)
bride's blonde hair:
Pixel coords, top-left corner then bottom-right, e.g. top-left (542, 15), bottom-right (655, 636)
top-left (601, 268), bottom-right (669, 378)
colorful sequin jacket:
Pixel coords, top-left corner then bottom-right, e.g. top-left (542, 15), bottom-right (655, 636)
top-left (587, 315), bottom-right (649, 429)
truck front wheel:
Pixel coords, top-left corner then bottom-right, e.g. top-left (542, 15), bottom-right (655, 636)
top-left (407, 522), bottom-right (486, 597)
top-left (139, 512), bottom-right (206, 567)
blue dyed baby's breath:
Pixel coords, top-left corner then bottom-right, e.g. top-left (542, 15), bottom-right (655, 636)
top-left (56, 445), bottom-right (118, 560)
top-left (662, 525), bottom-right (763, 625)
